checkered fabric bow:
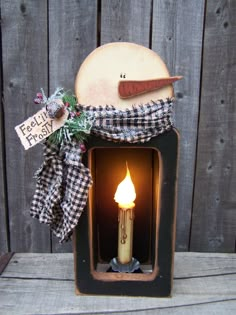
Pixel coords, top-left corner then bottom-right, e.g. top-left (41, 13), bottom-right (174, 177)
top-left (30, 141), bottom-right (93, 242)
top-left (31, 98), bottom-right (174, 242)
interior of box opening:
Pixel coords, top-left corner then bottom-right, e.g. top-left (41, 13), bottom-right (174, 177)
top-left (88, 147), bottom-right (160, 274)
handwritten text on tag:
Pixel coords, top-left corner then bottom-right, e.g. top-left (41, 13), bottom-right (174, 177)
top-left (15, 107), bottom-right (68, 150)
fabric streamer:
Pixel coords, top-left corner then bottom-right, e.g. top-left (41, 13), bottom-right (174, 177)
top-left (30, 98), bottom-right (174, 242)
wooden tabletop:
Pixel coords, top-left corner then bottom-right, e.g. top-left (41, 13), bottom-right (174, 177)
top-left (0, 252), bottom-right (235, 315)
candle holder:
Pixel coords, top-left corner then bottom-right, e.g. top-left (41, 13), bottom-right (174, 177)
top-left (73, 129), bottom-right (179, 297)
top-left (109, 257), bottom-right (140, 273)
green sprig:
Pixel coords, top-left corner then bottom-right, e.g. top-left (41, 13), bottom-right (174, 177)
top-left (62, 93), bottom-right (77, 111)
top-left (47, 90), bottom-right (94, 145)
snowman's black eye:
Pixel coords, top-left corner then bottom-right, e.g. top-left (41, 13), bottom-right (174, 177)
top-left (120, 72), bottom-right (126, 79)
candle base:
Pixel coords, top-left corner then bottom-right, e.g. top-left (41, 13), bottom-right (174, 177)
top-left (108, 257), bottom-right (141, 273)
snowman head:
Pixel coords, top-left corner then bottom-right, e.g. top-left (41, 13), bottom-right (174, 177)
top-left (75, 42), bottom-right (181, 110)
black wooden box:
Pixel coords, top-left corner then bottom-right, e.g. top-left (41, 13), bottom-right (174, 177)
top-left (73, 129), bottom-right (179, 297)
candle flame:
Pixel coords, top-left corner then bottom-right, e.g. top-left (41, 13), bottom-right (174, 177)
top-left (114, 163), bottom-right (136, 208)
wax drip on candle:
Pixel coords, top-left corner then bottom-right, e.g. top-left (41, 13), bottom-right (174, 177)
top-left (119, 208), bottom-right (135, 245)
top-left (119, 210), bottom-right (127, 244)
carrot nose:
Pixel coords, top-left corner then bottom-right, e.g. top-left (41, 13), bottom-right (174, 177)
top-left (118, 76), bottom-right (182, 99)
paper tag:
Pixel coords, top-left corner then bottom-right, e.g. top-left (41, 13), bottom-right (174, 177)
top-left (15, 107), bottom-right (68, 150)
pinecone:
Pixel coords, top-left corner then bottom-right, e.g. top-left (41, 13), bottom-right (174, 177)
top-left (46, 101), bottom-right (65, 119)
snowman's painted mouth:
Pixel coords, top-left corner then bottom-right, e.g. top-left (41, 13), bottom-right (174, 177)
top-left (118, 76), bottom-right (182, 99)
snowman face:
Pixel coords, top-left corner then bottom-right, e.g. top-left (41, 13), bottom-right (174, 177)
top-left (75, 42), bottom-right (177, 109)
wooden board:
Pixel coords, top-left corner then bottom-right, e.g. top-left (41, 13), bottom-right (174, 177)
top-left (1, 0), bottom-right (51, 252)
top-left (0, 29), bottom-right (8, 254)
top-left (0, 253), bottom-right (14, 275)
top-left (152, 0), bottom-right (206, 251)
top-left (2, 252), bottom-right (235, 280)
top-left (49, 0), bottom-right (98, 91)
top-left (190, 0), bottom-right (236, 252)
top-left (0, 253), bottom-right (235, 314)
top-left (48, 0), bottom-right (98, 252)
top-left (100, 0), bottom-right (152, 47)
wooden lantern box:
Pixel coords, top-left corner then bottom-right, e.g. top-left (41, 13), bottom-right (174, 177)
top-left (73, 128), bottom-right (179, 297)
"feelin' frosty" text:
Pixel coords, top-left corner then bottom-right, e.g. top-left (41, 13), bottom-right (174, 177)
top-left (15, 107), bottom-right (68, 150)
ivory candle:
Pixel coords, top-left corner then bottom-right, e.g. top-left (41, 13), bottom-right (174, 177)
top-left (114, 164), bottom-right (136, 264)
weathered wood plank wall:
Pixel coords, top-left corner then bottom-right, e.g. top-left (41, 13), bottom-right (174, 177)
top-left (48, 0), bottom-right (98, 252)
top-left (191, 0), bottom-right (236, 252)
top-left (0, 24), bottom-right (8, 254)
top-left (1, 0), bottom-right (50, 253)
top-left (0, 0), bottom-right (235, 254)
top-left (152, 0), bottom-right (205, 251)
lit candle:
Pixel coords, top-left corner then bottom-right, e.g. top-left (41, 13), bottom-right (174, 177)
top-left (114, 163), bottom-right (136, 264)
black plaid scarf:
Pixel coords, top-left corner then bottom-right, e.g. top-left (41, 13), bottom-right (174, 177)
top-left (30, 98), bottom-right (174, 242)
top-left (81, 98), bottom-right (173, 142)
